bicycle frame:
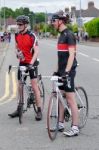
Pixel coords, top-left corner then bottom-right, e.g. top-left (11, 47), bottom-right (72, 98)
top-left (51, 76), bottom-right (86, 116)
top-left (51, 76), bottom-right (71, 117)
top-left (9, 65), bottom-right (35, 105)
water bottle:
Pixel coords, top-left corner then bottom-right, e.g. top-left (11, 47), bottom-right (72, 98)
top-left (17, 49), bottom-right (25, 61)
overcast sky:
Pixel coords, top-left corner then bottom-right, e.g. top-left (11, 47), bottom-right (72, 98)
top-left (0, 0), bottom-right (99, 13)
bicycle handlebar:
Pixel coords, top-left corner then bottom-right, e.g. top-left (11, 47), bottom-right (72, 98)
top-left (42, 75), bottom-right (71, 88)
top-left (8, 65), bottom-right (17, 74)
top-left (8, 64), bottom-right (38, 74)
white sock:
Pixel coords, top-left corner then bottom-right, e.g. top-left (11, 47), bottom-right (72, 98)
top-left (59, 122), bottom-right (64, 128)
top-left (72, 125), bottom-right (79, 130)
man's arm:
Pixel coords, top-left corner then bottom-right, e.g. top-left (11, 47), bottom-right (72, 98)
top-left (30, 35), bottom-right (39, 65)
top-left (65, 32), bottom-right (76, 72)
top-left (65, 47), bottom-right (76, 72)
top-left (30, 45), bottom-right (39, 65)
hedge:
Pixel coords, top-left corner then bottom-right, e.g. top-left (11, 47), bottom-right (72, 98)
top-left (85, 18), bottom-right (99, 37)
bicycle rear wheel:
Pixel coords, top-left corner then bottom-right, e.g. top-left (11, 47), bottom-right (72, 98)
top-left (47, 92), bottom-right (59, 141)
top-left (75, 86), bottom-right (88, 129)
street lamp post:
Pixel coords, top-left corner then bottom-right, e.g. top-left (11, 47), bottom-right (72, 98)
top-left (3, 0), bottom-right (6, 31)
top-left (44, 9), bottom-right (47, 38)
top-left (28, 13), bottom-right (33, 30)
top-left (0, 0), bottom-right (2, 29)
top-left (28, 12), bottom-right (35, 31)
top-left (79, 0), bottom-right (82, 19)
top-left (79, 0), bottom-right (83, 28)
top-left (79, 0), bottom-right (86, 32)
top-left (37, 5), bottom-right (47, 38)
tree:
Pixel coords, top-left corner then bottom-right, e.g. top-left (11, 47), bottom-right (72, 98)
top-left (35, 13), bottom-right (45, 23)
top-left (14, 7), bottom-right (24, 18)
top-left (23, 7), bottom-right (30, 16)
top-left (1, 7), bottom-right (14, 18)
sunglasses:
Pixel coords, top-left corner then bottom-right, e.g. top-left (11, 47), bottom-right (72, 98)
top-left (51, 19), bottom-right (58, 23)
top-left (17, 23), bottom-right (24, 26)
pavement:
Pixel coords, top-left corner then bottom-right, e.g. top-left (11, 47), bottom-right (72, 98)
top-left (78, 40), bottom-right (99, 47)
top-left (0, 42), bottom-right (10, 70)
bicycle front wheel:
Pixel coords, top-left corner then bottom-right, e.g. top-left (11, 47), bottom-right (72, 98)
top-left (18, 85), bottom-right (24, 124)
top-left (33, 75), bottom-right (45, 113)
top-left (18, 104), bottom-right (23, 124)
top-left (75, 86), bottom-right (89, 129)
top-left (47, 92), bottom-right (59, 141)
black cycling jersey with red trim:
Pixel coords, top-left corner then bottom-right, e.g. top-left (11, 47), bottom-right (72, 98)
top-left (15, 30), bottom-right (38, 64)
top-left (57, 28), bottom-right (77, 74)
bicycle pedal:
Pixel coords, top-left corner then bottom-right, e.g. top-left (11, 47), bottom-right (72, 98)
top-left (64, 108), bottom-right (70, 122)
top-left (64, 116), bottom-right (70, 122)
top-left (23, 109), bottom-right (27, 113)
top-left (27, 104), bottom-right (33, 108)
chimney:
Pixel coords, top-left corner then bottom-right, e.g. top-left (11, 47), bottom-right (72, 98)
top-left (88, 1), bottom-right (94, 8)
top-left (65, 7), bottom-right (69, 13)
top-left (71, 6), bottom-right (76, 12)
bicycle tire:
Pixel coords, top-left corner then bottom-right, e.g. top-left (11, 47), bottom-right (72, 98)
top-left (38, 77), bottom-right (45, 111)
top-left (47, 92), bottom-right (59, 141)
top-left (33, 75), bottom-right (45, 113)
top-left (18, 104), bottom-right (23, 124)
top-left (75, 86), bottom-right (89, 129)
top-left (18, 84), bottom-right (24, 124)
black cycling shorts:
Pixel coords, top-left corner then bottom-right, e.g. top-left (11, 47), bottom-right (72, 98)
top-left (17, 63), bottom-right (38, 80)
top-left (59, 70), bottom-right (76, 92)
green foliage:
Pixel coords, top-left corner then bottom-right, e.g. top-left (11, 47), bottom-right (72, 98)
top-left (85, 18), bottom-right (99, 37)
top-left (35, 13), bottom-right (45, 23)
top-left (1, 7), bottom-right (15, 18)
top-left (14, 7), bottom-right (24, 18)
top-left (48, 25), bottom-right (58, 36)
top-left (72, 24), bottom-right (78, 33)
top-left (23, 8), bottom-right (30, 16)
top-left (67, 24), bottom-right (73, 31)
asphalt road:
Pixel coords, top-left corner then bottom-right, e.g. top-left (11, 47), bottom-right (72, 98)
top-left (0, 36), bottom-right (99, 150)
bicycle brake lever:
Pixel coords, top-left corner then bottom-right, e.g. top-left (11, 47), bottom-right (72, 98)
top-left (8, 65), bottom-right (12, 74)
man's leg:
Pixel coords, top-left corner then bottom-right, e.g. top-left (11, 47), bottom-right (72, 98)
top-left (63, 92), bottom-right (79, 136)
top-left (66, 92), bottom-right (78, 126)
top-left (8, 67), bottom-right (22, 118)
top-left (58, 100), bottom-right (65, 131)
top-left (8, 81), bottom-right (22, 118)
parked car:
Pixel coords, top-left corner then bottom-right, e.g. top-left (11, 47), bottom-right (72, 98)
top-left (0, 32), bottom-right (4, 42)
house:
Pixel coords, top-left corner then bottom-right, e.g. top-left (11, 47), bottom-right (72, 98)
top-left (65, 1), bottom-right (99, 26)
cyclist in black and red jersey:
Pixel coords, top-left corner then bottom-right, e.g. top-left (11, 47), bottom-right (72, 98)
top-left (8, 15), bottom-right (42, 121)
top-left (51, 11), bottom-right (79, 136)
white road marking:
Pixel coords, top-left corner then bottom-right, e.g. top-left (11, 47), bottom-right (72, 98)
top-left (0, 71), bottom-right (17, 106)
top-left (78, 52), bottom-right (99, 63)
top-left (78, 52), bottom-right (89, 58)
top-left (92, 58), bottom-right (99, 62)
top-left (0, 72), bottom-right (10, 102)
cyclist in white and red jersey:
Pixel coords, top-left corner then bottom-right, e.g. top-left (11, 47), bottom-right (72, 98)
top-left (51, 11), bottom-right (79, 136)
top-left (8, 15), bottom-right (42, 121)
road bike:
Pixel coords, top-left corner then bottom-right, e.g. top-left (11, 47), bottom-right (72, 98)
top-left (47, 75), bottom-right (88, 140)
top-left (8, 61), bottom-right (45, 124)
